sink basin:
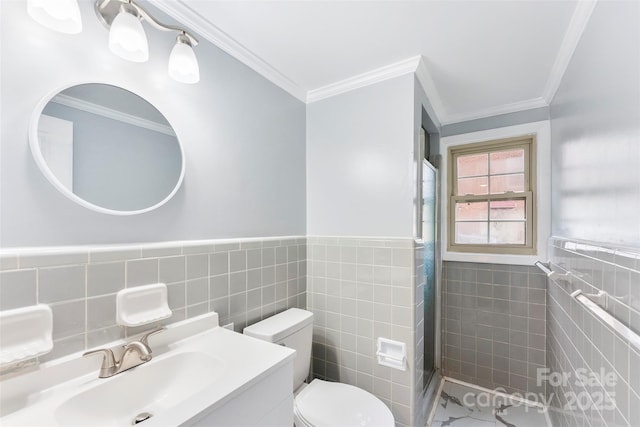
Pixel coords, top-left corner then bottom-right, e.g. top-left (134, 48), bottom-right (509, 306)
top-left (0, 313), bottom-right (295, 427)
top-left (55, 352), bottom-right (224, 426)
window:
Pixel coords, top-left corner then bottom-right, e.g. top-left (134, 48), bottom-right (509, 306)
top-left (448, 136), bottom-right (536, 255)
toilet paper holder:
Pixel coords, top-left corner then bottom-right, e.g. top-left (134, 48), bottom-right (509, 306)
top-left (376, 337), bottom-right (407, 371)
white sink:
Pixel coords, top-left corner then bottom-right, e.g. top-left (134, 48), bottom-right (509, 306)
top-left (0, 313), bottom-right (295, 427)
top-left (55, 352), bottom-right (224, 426)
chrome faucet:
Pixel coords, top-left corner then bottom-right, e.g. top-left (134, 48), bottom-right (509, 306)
top-left (83, 327), bottom-right (165, 378)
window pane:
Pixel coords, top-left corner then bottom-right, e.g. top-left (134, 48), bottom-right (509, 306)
top-left (490, 199), bottom-right (526, 220)
top-left (456, 201), bottom-right (488, 221)
top-left (489, 174), bottom-right (524, 193)
top-left (457, 176), bottom-right (488, 195)
top-left (457, 153), bottom-right (488, 178)
top-left (489, 221), bottom-right (526, 244)
top-left (455, 222), bottom-right (488, 244)
top-left (490, 149), bottom-right (524, 175)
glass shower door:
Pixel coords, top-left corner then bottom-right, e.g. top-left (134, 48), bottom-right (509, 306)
top-left (422, 160), bottom-right (437, 388)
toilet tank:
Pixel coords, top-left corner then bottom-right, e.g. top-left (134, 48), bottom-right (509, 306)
top-left (243, 308), bottom-right (314, 390)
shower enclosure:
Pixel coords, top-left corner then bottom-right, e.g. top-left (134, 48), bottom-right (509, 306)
top-left (415, 123), bottom-right (442, 427)
top-left (422, 158), bottom-right (438, 387)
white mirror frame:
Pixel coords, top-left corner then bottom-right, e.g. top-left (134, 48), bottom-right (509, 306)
top-left (29, 81), bottom-right (186, 216)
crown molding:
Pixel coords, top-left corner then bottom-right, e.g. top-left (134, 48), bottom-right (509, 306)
top-left (306, 56), bottom-right (421, 103)
top-left (52, 94), bottom-right (176, 136)
top-left (146, 0), bottom-right (595, 123)
top-left (416, 56), bottom-right (551, 125)
top-left (541, 0), bottom-right (597, 104)
top-left (439, 97), bottom-right (549, 126)
top-left (146, 0), bottom-right (307, 102)
top-left (148, 0), bottom-right (422, 104)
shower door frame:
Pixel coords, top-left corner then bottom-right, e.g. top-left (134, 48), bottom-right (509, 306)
top-left (421, 157), bottom-right (441, 389)
top-left (414, 155), bottom-right (443, 427)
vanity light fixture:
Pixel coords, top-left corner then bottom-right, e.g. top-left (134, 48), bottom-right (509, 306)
top-left (108, 3), bottom-right (148, 63)
top-left (27, 0), bottom-right (82, 34)
top-left (28, 0), bottom-right (200, 84)
top-left (168, 33), bottom-right (200, 84)
top-left (96, 0), bottom-right (200, 83)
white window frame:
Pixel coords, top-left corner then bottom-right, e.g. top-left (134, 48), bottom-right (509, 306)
top-left (440, 121), bottom-right (551, 265)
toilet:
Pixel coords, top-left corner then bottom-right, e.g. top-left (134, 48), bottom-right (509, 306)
top-left (243, 308), bottom-right (395, 427)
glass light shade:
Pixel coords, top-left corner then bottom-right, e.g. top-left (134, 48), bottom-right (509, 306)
top-left (109, 8), bottom-right (149, 63)
top-left (27, 0), bottom-right (82, 34)
top-left (168, 39), bottom-right (200, 84)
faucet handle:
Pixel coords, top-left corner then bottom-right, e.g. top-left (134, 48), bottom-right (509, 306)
top-left (140, 326), bottom-right (166, 351)
top-left (83, 348), bottom-right (117, 377)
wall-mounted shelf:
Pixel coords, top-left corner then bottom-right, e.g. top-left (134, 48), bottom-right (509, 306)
top-left (0, 304), bottom-right (53, 366)
top-left (116, 283), bottom-right (172, 327)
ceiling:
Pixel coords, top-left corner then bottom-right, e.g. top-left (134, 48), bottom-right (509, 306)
top-left (150, 0), bottom-right (596, 125)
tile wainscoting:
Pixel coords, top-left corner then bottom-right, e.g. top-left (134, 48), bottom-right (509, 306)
top-left (306, 236), bottom-right (423, 427)
top-left (441, 261), bottom-right (547, 397)
top-left (546, 237), bottom-right (640, 427)
top-left (3, 234), bottom-right (430, 426)
top-left (0, 236), bottom-right (306, 363)
top-left (8, 233), bottom-right (636, 426)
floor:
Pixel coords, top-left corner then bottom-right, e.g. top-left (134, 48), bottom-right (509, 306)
top-left (430, 381), bottom-right (550, 427)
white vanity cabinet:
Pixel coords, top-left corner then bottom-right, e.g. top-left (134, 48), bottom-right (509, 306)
top-left (189, 362), bottom-right (293, 426)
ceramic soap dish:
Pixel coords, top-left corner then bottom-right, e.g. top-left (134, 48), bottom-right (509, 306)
top-left (0, 304), bottom-right (53, 367)
top-left (116, 283), bottom-right (172, 327)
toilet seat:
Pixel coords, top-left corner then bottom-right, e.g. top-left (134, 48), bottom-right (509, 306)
top-left (294, 379), bottom-right (394, 427)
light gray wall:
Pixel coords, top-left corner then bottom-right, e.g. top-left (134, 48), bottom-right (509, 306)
top-left (549, 0), bottom-right (640, 247)
top-left (415, 74), bottom-right (441, 165)
top-left (440, 107), bottom-right (549, 138)
top-left (1, 1), bottom-right (306, 248)
top-left (306, 74), bottom-right (416, 238)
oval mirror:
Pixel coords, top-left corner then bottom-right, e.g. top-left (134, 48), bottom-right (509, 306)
top-left (29, 83), bottom-right (185, 215)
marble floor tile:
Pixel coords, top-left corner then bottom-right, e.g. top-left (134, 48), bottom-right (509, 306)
top-left (430, 381), bottom-right (549, 427)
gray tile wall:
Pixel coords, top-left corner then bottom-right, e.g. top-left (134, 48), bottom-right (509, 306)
top-left (306, 236), bottom-right (416, 427)
top-left (0, 237), bottom-right (306, 364)
top-left (546, 238), bottom-right (640, 427)
top-left (441, 261), bottom-right (547, 396)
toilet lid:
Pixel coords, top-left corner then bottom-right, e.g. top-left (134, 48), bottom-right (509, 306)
top-left (294, 379), bottom-right (395, 427)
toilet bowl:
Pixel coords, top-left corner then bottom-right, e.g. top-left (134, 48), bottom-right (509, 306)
top-left (294, 378), bottom-right (394, 427)
top-left (243, 308), bottom-right (394, 427)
